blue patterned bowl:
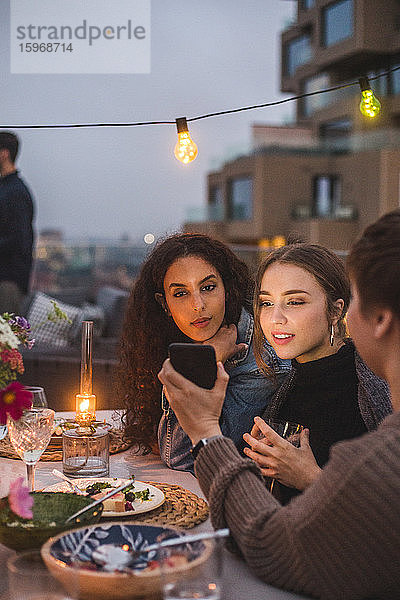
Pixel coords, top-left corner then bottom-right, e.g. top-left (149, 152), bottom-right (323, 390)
top-left (41, 522), bottom-right (210, 600)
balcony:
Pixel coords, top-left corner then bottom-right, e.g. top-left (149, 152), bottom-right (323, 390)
top-left (291, 204), bottom-right (358, 220)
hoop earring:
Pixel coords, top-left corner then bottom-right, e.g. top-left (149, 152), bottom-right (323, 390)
top-left (329, 323), bottom-right (334, 347)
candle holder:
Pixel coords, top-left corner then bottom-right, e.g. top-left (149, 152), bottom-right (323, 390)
top-left (75, 321), bottom-right (96, 428)
top-left (62, 321), bottom-right (110, 478)
top-left (62, 424), bottom-right (110, 478)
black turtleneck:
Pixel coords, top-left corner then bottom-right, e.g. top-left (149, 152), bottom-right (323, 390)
top-left (276, 342), bottom-right (367, 504)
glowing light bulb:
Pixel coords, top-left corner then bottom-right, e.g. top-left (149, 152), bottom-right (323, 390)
top-left (359, 77), bottom-right (381, 118)
top-left (174, 117), bottom-right (198, 164)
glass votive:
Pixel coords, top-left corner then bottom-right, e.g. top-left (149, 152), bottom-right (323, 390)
top-left (7, 549), bottom-right (78, 600)
top-left (159, 533), bottom-right (224, 600)
top-left (62, 426), bottom-right (109, 478)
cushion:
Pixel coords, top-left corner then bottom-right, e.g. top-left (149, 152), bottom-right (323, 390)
top-left (96, 286), bottom-right (129, 338)
top-left (73, 303), bottom-right (105, 341)
top-left (27, 292), bottom-right (84, 350)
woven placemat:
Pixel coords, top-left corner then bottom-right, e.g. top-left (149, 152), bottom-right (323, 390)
top-left (103, 481), bottom-right (209, 529)
top-left (0, 428), bottom-right (131, 461)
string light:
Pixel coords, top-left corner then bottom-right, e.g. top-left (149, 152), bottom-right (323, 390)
top-left (358, 76), bottom-right (381, 118)
top-left (1, 64), bottom-right (398, 161)
top-left (174, 117), bottom-right (198, 164)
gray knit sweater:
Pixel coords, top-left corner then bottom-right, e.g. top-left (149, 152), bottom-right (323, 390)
top-left (195, 410), bottom-right (400, 599)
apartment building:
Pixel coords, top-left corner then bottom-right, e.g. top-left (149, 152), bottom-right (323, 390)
top-left (185, 0), bottom-right (400, 250)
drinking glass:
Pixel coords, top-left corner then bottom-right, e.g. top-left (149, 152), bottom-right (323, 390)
top-left (24, 386), bottom-right (48, 408)
top-left (159, 533), bottom-right (224, 600)
top-left (7, 408), bottom-right (55, 491)
top-left (0, 424), bottom-right (7, 440)
top-left (258, 420), bottom-right (304, 493)
top-left (7, 550), bottom-right (78, 600)
top-left (0, 387), bottom-right (48, 442)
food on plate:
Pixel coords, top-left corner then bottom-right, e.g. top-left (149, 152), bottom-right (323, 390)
top-left (84, 479), bottom-right (153, 513)
top-left (91, 491), bottom-right (125, 513)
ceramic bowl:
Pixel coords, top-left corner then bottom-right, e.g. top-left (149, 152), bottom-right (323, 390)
top-left (0, 492), bottom-right (103, 550)
top-left (41, 522), bottom-right (212, 600)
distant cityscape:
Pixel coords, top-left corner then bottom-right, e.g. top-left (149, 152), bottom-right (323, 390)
top-left (32, 229), bottom-right (152, 298)
top-left (32, 229), bottom-right (288, 299)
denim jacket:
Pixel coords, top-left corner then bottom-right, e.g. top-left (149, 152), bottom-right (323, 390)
top-left (158, 308), bottom-right (291, 473)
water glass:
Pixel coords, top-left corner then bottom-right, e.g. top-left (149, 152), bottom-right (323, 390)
top-left (160, 532), bottom-right (224, 600)
top-left (266, 420), bottom-right (303, 447)
top-left (7, 550), bottom-right (77, 600)
top-left (24, 386), bottom-right (48, 408)
top-left (257, 420), bottom-right (304, 493)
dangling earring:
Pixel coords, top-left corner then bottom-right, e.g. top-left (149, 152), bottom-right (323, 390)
top-left (330, 323), bottom-right (334, 346)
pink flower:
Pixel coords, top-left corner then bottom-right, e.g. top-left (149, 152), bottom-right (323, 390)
top-left (1, 348), bottom-right (24, 373)
top-left (8, 477), bottom-right (33, 519)
top-left (0, 382), bottom-right (33, 425)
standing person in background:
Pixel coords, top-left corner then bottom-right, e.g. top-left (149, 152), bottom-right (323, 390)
top-left (0, 131), bottom-right (34, 313)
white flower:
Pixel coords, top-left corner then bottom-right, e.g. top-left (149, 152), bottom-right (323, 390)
top-left (0, 316), bottom-right (19, 349)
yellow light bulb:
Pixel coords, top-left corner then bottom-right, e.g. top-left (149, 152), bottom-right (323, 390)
top-left (174, 117), bottom-right (198, 164)
top-left (359, 77), bottom-right (381, 118)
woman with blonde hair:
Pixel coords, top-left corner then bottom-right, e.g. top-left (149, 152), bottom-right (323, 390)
top-left (243, 243), bottom-right (391, 503)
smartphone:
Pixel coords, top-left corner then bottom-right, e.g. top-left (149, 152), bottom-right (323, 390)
top-left (168, 343), bottom-right (217, 389)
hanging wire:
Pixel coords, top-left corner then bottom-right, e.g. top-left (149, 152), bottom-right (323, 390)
top-left (2, 64), bottom-right (400, 130)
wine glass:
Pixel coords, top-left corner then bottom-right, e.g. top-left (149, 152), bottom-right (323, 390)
top-left (24, 386), bottom-right (48, 408)
top-left (0, 387), bottom-right (48, 442)
top-left (7, 408), bottom-right (55, 491)
top-left (258, 420), bottom-right (304, 493)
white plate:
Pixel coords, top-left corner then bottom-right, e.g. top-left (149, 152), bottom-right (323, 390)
top-left (42, 477), bottom-right (165, 517)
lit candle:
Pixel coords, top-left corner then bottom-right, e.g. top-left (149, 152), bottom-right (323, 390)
top-left (75, 321), bottom-right (96, 425)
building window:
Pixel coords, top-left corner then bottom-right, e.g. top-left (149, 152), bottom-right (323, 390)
top-left (391, 61), bottom-right (400, 95)
top-left (227, 176), bottom-right (253, 221)
top-left (312, 176), bottom-right (341, 217)
top-left (368, 69), bottom-right (389, 97)
top-left (208, 185), bottom-right (224, 221)
top-left (285, 34), bottom-right (312, 76)
top-left (302, 0), bottom-right (315, 9)
top-left (302, 73), bottom-right (330, 117)
top-left (322, 0), bottom-right (353, 47)
top-left (319, 118), bottom-right (352, 140)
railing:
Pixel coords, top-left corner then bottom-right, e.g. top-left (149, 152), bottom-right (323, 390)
top-left (291, 204), bottom-right (358, 220)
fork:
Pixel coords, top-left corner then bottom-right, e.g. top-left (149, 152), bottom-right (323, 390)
top-left (51, 469), bottom-right (85, 495)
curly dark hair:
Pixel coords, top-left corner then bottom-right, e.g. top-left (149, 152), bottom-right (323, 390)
top-left (118, 233), bottom-right (253, 452)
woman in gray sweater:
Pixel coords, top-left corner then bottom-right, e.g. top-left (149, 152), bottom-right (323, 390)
top-left (159, 209), bottom-right (400, 600)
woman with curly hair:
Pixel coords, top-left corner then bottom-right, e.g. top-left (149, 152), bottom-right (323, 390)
top-left (118, 232), bottom-right (289, 471)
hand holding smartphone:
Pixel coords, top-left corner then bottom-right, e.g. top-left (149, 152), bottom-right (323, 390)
top-left (168, 343), bottom-right (217, 389)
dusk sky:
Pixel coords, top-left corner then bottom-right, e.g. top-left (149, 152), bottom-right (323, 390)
top-left (1, 1), bottom-right (295, 242)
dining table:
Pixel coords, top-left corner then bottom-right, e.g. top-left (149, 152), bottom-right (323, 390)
top-left (0, 410), bottom-right (310, 600)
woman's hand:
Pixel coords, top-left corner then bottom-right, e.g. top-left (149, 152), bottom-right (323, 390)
top-left (158, 359), bottom-right (228, 446)
top-left (243, 417), bottom-right (322, 491)
top-left (204, 324), bottom-right (247, 363)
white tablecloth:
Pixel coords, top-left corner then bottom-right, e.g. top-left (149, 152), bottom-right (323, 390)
top-left (0, 411), bottom-right (309, 599)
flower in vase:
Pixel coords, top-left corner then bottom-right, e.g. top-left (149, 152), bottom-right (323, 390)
top-left (0, 316), bottom-right (19, 349)
top-left (8, 476), bottom-right (33, 519)
top-left (0, 382), bottom-right (32, 425)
